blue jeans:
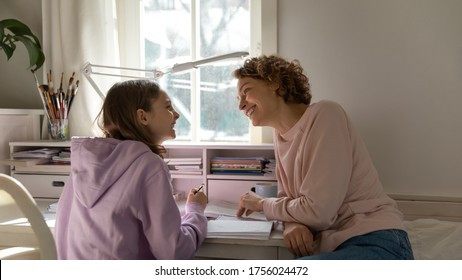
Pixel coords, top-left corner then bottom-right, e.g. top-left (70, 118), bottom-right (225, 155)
top-left (299, 229), bottom-right (414, 260)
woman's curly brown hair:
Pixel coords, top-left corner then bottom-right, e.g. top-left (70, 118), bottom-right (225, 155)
top-left (233, 55), bottom-right (311, 105)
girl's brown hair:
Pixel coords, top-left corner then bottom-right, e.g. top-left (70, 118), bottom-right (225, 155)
top-left (233, 55), bottom-right (312, 105)
top-left (96, 80), bottom-right (166, 156)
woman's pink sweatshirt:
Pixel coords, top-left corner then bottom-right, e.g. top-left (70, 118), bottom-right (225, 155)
top-left (263, 100), bottom-right (405, 253)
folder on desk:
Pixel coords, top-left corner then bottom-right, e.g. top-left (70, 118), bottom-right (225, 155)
top-left (207, 218), bottom-right (273, 240)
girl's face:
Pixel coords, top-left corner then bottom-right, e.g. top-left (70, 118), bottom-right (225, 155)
top-left (138, 90), bottom-right (180, 144)
top-left (237, 77), bottom-right (279, 127)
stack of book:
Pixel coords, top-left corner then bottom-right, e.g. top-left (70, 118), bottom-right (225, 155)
top-left (210, 157), bottom-right (269, 175)
top-left (10, 147), bottom-right (71, 173)
top-left (12, 148), bottom-right (61, 160)
top-left (263, 158), bottom-right (276, 176)
top-left (51, 148), bottom-right (71, 164)
top-left (164, 157), bottom-right (203, 175)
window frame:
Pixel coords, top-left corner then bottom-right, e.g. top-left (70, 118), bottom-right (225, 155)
top-left (120, 0), bottom-right (277, 143)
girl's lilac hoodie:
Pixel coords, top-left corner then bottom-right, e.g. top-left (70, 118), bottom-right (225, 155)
top-left (55, 137), bottom-right (207, 259)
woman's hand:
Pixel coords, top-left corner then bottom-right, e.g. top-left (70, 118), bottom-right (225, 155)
top-left (236, 191), bottom-right (264, 217)
top-left (283, 222), bottom-right (314, 257)
top-left (186, 188), bottom-right (207, 208)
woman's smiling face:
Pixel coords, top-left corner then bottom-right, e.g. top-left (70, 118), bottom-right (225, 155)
top-left (237, 77), bottom-right (279, 127)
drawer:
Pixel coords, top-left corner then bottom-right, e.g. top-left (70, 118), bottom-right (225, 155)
top-left (207, 179), bottom-right (276, 204)
top-left (13, 173), bottom-right (68, 199)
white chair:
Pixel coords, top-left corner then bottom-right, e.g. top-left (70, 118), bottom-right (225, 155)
top-left (0, 174), bottom-right (57, 259)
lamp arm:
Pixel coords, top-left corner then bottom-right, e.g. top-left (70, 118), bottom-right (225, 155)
top-left (82, 63), bottom-right (105, 99)
top-left (81, 51), bottom-right (249, 99)
top-left (82, 62), bottom-right (166, 99)
top-left (170, 51), bottom-right (249, 74)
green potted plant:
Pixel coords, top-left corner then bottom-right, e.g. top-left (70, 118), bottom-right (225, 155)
top-left (0, 18), bottom-right (45, 71)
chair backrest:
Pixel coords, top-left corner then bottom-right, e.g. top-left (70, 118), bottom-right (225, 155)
top-left (0, 174), bottom-right (57, 259)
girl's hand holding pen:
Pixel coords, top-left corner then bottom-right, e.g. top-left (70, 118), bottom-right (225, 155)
top-left (193, 184), bottom-right (204, 195)
top-left (187, 184), bottom-right (207, 207)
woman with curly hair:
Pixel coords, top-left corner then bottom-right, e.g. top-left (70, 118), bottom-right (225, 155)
top-left (234, 55), bottom-right (414, 260)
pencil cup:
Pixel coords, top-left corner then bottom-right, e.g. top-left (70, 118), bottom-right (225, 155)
top-left (48, 118), bottom-right (69, 141)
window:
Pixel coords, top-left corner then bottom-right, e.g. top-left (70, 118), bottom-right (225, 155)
top-left (142, 0), bottom-right (251, 142)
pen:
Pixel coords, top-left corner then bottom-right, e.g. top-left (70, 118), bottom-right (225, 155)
top-left (193, 184), bottom-right (204, 195)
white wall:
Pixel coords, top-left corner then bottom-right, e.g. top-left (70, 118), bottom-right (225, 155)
top-left (2, 0), bottom-right (461, 198)
top-left (0, 0), bottom-right (43, 109)
top-left (278, 0), bottom-right (462, 198)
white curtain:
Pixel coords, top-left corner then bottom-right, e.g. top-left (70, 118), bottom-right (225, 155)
top-left (41, 0), bottom-right (124, 137)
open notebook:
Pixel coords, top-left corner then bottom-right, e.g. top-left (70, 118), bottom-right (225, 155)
top-left (204, 200), bottom-right (274, 240)
top-left (177, 199), bottom-right (274, 240)
top-left (207, 216), bottom-right (273, 240)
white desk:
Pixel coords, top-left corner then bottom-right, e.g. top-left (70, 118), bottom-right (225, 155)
top-left (1, 199), bottom-right (293, 260)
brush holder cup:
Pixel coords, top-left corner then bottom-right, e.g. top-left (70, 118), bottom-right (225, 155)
top-left (48, 118), bottom-right (69, 141)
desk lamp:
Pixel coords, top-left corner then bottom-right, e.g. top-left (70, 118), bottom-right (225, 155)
top-left (82, 51), bottom-right (249, 99)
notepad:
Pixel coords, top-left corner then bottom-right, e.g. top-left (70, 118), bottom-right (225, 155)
top-left (207, 218), bottom-right (273, 240)
top-left (205, 200), bottom-right (267, 221)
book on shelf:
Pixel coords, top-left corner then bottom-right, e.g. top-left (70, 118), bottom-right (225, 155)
top-left (169, 170), bottom-right (203, 175)
top-left (165, 157), bottom-right (202, 175)
top-left (210, 156), bottom-right (270, 175)
top-left (58, 148), bottom-right (71, 158)
top-left (164, 157), bottom-right (202, 164)
top-left (169, 165), bottom-right (202, 172)
top-left (211, 163), bottom-right (262, 169)
top-left (210, 156), bottom-right (268, 161)
top-left (52, 155), bottom-right (71, 163)
top-left (210, 169), bottom-right (264, 175)
top-left (12, 148), bottom-right (62, 159)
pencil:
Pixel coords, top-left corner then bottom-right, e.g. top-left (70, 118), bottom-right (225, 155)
top-left (193, 184), bottom-right (204, 194)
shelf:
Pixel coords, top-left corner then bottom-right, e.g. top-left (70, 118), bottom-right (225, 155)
top-left (206, 174), bottom-right (275, 181)
top-left (10, 141), bottom-right (71, 148)
top-left (171, 174), bottom-right (204, 179)
top-left (8, 141), bottom-right (277, 202)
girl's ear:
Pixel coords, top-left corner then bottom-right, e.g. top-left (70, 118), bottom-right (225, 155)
top-left (137, 109), bottom-right (149, 125)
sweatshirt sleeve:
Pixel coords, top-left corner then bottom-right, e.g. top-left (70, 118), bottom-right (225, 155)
top-left (137, 162), bottom-right (207, 259)
top-left (263, 102), bottom-right (353, 230)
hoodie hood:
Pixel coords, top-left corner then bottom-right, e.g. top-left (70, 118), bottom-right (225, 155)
top-left (70, 137), bottom-right (155, 208)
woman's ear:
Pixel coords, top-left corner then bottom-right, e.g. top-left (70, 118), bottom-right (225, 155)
top-left (136, 109), bottom-right (149, 125)
top-left (269, 83), bottom-right (279, 92)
